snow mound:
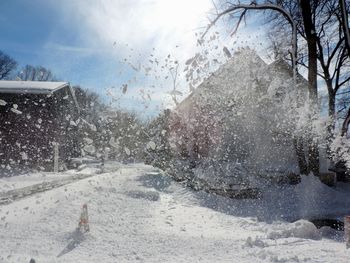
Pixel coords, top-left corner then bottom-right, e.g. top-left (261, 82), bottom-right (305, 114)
top-left (267, 220), bottom-right (321, 240)
top-left (294, 174), bottom-right (350, 219)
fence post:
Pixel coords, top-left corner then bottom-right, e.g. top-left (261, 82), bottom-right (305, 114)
top-left (53, 143), bottom-right (59, 173)
top-left (345, 216), bottom-right (350, 248)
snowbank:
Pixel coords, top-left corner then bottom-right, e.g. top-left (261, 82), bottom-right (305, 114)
top-left (267, 220), bottom-right (321, 240)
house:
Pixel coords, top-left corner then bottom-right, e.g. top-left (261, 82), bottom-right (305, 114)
top-left (168, 49), bottom-right (308, 180)
top-left (0, 81), bottom-right (80, 171)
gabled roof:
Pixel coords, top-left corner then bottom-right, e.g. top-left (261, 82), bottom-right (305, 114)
top-left (267, 59), bottom-right (308, 86)
top-left (175, 50), bottom-right (308, 113)
top-left (175, 49), bottom-right (269, 113)
top-left (0, 81), bottom-right (80, 113)
top-left (0, 81), bottom-right (69, 94)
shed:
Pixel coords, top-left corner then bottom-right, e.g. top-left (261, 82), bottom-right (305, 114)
top-left (0, 81), bottom-right (80, 171)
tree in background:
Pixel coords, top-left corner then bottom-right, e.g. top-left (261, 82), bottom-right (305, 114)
top-left (340, 0), bottom-right (350, 57)
top-left (143, 109), bottom-right (173, 169)
top-left (268, 0), bottom-right (350, 167)
top-left (101, 110), bottom-right (148, 162)
top-left (17, 65), bottom-right (55, 81)
top-left (204, 0), bottom-right (350, 175)
top-left (72, 86), bottom-right (106, 158)
top-left (0, 51), bottom-right (17, 80)
top-left (72, 86), bottom-right (148, 162)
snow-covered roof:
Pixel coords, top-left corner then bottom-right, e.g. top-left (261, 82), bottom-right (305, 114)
top-left (176, 50), bottom-right (308, 113)
top-left (0, 81), bottom-right (69, 94)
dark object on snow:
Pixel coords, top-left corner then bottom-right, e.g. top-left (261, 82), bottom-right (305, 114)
top-left (287, 173), bottom-right (302, 185)
top-left (263, 173), bottom-right (301, 186)
top-left (310, 218), bottom-right (344, 231)
top-left (208, 187), bottom-right (262, 199)
top-left (29, 259), bottom-right (36, 263)
top-left (328, 161), bottom-right (350, 182)
top-left (126, 190), bottom-right (160, 201)
top-left (319, 173), bottom-right (336, 187)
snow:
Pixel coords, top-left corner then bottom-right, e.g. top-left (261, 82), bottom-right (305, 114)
top-left (146, 141), bottom-right (157, 150)
top-left (124, 147), bottom-right (131, 155)
top-left (0, 163), bottom-right (349, 262)
top-left (0, 167), bottom-right (98, 193)
top-left (266, 220), bottom-right (321, 240)
top-left (10, 107), bottom-right (22, 114)
top-left (0, 99), bottom-right (7, 106)
top-left (0, 81), bottom-right (69, 94)
top-left (0, 173), bottom-right (69, 192)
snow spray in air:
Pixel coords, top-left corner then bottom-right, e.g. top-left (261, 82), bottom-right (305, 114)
top-left (78, 204), bottom-right (90, 232)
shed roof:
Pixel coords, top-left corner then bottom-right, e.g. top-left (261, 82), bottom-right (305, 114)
top-left (0, 81), bottom-right (69, 94)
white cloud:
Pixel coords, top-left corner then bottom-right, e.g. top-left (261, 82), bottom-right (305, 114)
top-left (54, 0), bottom-right (213, 60)
top-left (44, 0), bottom-right (218, 113)
top-left (47, 1), bottom-right (272, 114)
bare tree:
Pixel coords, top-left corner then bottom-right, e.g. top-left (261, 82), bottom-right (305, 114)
top-left (18, 65), bottom-right (55, 81)
top-left (340, 0), bottom-right (350, 56)
top-left (212, 0), bottom-right (350, 175)
top-left (272, 2), bottom-right (348, 122)
top-left (201, 1), bottom-right (317, 175)
top-left (0, 51), bottom-right (17, 80)
top-left (270, 1), bottom-right (350, 173)
top-left (298, 0), bottom-right (320, 176)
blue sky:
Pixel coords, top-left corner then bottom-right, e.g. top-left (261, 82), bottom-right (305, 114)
top-left (0, 0), bottom-right (126, 91)
top-left (0, 0), bottom-right (272, 115)
top-left (0, 0), bottom-right (218, 115)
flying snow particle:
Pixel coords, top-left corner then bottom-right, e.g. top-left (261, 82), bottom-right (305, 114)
top-left (109, 137), bottom-right (119, 148)
top-left (10, 108), bottom-right (22, 115)
top-left (83, 138), bottom-right (93, 145)
top-left (0, 99), bottom-right (7, 106)
top-left (169, 142), bottom-right (177, 148)
top-left (70, 120), bottom-right (77, 126)
top-left (83, 145), bottom-right (96, 154)
top-left (223, 46), bottom-right (232, 58)
top-left (168, 90), bottom-right (183, 96)
top-left (122, 84), bottom-right (128, 94)
top-left (147, 141), bottom-right (156, 150)
top-left (20, 152), bottom-right (28, 160)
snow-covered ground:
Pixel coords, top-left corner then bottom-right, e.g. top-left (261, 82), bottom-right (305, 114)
top-left (0, 163), bottom-right (349, 262)
top-left (0, 172), bottom-right (72, 192)
top-left (0, 165), bottom-right (103, 193)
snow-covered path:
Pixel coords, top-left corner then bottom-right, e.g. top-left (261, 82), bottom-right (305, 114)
top-left (0, 172), bottom-right (99, 205)
top-left (0, 163), bottom-right (349, 262)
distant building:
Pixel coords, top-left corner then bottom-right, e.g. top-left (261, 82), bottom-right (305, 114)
top-left (0, 81), bottom-right (80, 171)
top-left (168, 49), bottom-right (308, 176)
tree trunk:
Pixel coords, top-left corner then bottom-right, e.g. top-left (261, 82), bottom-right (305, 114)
top-left (342, 107), bottom-right (350, 136)
top-left (300, 0), bottom-right (320, 176)
top-left (294, 138), bottom-right (308, 175)
top-left (327, 87), bottom-right (336, 156)
top-left (340, 0), bottom-right (350, 57)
